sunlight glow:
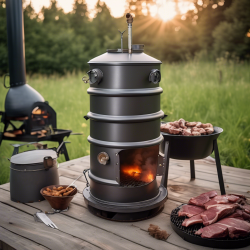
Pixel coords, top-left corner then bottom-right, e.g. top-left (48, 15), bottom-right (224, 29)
top-left (150, 0), bottom-right (195, 22)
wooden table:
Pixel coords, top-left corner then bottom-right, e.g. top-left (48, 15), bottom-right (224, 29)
top-left (1, 155), bottom-right (250, 250)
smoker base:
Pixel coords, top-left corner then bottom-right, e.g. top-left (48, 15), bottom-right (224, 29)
top-left (83, 185), bottom-right (168, 221)
top-left (87, 204), bottom-right (164, 222)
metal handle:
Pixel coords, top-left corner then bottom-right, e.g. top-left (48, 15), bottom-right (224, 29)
top-left (160, 141), bottom-right (170, 188)
top-left (83, 169), bottom-right (90, 187)
top-left (82, 76), bottom-right (89, 84)
top-left (56, 141), bottom-right (70, 156)
top-left (4, 74), bottom-right (10, 88)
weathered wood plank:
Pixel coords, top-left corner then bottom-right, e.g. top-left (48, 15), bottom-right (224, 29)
top-left (0, 182), bottom-right (10, 192)
top-left (169, 161), bottom-right (250, 184)
top-left (0, 191), bottom-right (150, 250)
top-left (0, 188), bottom-right (185, 250)
top-left (1, 155), bottom-right (250, 250)
top-left (0, 203), bottom-right (100, 250)
top-left (172, 159), bottom-right (250, 178)
top-left (170, 176), bottom-right (250, 197)
top-left (16, 196), bottom-right (186, 250)
top-left (59, 156), bottom-right (90, 168)
top-left (0, 227), bottom-right (49, 250)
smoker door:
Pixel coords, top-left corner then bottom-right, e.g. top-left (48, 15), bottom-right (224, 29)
top-left (119, 145), bottom-right (159, 187)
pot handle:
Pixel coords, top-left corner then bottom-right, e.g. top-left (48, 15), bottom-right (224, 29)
top-left (43, 156), bottom-right (54, 170)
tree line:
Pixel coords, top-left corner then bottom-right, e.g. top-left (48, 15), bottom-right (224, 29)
top-left (0, 0), bottom-right (249, 75)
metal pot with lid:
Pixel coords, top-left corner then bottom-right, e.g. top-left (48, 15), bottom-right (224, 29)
top-left (9, 143), bottom-right (64, 203)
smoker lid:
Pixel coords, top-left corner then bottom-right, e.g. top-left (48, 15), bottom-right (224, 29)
top-left (88, 52), bottom-right (162, 65)
top-left (10, 149), bottom-right (58, 165)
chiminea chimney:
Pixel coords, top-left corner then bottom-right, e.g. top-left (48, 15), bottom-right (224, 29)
top-left (126, 13), bottom-right (133, 54)
top-left (5, 0), bottom-right (44, 117)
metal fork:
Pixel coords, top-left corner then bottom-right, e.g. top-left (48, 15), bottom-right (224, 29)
top-left (34, 212), bottom-right (58, 229)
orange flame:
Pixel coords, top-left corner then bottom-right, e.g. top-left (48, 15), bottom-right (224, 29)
top-left (121, 165), bottom-right (154, 183)
top-left (122, 165), bottom-right (142, 176)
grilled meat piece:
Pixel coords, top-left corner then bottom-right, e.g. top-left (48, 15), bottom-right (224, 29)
top-left (196, 218), bottom-right (250, 239)
top-left (188, 190), bottom-right (218, 207)
top-left (185, 122), bottom-right (197, 127)
top-left (182, 214), bottom-right (203, 227)
top-left (228, 209), bottom-right (250, 222)
top-left (182, 128), bottom-right (192, 136)
top-left (201, 123), bottom-right (213, 128)
top-left (178, 118), bottom-right (186, 128)
top-left (204, 194), bottom-right (244, 209)
top-left (205, 127), bottom-right (214, 134)
top-left (201, 204), bottom-right (238, 226)
top-left (178, 205), bottom-right (205, 218)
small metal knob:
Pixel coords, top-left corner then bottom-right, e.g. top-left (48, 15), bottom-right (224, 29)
top-left (149, 69), bottom-right (161, 84)
top-left (97, 152), bottom-right (109, 165)
top-left (87, 69), bottom-right (103, 84)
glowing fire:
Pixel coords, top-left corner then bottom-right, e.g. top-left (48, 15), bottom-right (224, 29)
top-left (121, 165), bottom-right (155, 183)
top-left (122, 165), bottom-right (142, 176)
top-left (32, 108), bottom-right (42, 115)
top-left (32, 107), bottom-right (48, 119)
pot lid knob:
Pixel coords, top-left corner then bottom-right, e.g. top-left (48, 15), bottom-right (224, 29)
top-left (97, 152), bottom-right (109, 165)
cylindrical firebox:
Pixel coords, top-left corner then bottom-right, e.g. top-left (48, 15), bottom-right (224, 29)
top-left (83, 15), bottom-right (168, 218)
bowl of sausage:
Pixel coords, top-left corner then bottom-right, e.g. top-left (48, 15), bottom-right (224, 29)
top-left (160, 118), bottom-right (223, 160)
top-left (41, 185), bottom-right (77, 211)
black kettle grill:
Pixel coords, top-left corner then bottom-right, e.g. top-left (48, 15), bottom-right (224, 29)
top-left (0, 0), bottom-right (74, 160)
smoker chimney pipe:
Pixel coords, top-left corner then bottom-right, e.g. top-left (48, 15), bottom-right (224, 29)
top-left (6, 0), bottom-right (26, 87)
top-left (126, 13), bottom-right (133, 54)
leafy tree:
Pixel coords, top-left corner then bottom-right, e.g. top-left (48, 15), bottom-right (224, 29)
top-left (195, 0), bottom-right (233, 50)
top-left (213, 0), bottom-right (250, 58)
top-left (1, 0), bottom-right (250, 76)
top-left (90, 0), bottom-right (119, 53)
top-left (70, 0), bottom-right (88, 35)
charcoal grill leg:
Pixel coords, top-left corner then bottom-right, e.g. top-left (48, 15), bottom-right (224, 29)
top-left (213, 139), bottom-right (226, 195)
top-left (161, 141), bottom-right (170, 189)
top-left (12, 147), bottom-right (19, 156)
top-left (58, 141), bottom-right (70, 161)
top-left (190, 160), bottom-right (195, 179)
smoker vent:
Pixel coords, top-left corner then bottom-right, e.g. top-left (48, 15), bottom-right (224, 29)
top-left (170, 205), bottom-right (250, 249)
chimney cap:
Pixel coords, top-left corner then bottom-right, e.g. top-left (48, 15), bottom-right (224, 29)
top-left (126, 13), bottom-right (133, 24)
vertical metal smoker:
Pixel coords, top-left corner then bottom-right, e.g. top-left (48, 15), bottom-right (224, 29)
top-left (83, 14), bottom-right (169, 221)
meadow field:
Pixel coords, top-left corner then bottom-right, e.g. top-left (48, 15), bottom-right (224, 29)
top-left (0, 59), bottom-right (250, 184)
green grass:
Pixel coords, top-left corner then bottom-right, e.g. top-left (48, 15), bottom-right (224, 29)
top-left (1, 60), bottom-right (250, 184)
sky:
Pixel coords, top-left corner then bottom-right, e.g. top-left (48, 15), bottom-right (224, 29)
top-left (25, 0), bottom-right (195, 22)
top-left (26, 0), bottom-right (127, 18)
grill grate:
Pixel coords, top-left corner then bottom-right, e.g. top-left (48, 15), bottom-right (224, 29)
top-left (170, 205), bottom-right (250, 249)
top-left (120, 173), bottom-right (148, 187)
